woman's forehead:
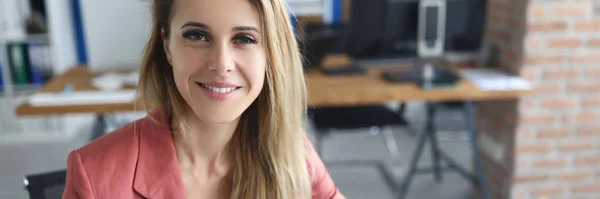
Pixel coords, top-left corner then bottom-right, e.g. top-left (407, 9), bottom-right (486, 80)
top-left (171, 0), bottom-right (261, 30)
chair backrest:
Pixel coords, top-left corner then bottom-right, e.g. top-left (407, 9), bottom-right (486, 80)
top-left (24, 169), bottom-right (67, 199)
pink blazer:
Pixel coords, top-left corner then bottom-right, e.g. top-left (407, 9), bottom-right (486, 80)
top-left (62, 109), bottom-right (344, 199)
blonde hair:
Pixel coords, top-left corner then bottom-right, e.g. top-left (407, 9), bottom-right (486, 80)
top-left (137, 0), bottom-right (311, 198)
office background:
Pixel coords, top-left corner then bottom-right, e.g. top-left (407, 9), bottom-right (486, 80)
top-left (1, 0), bottom-right (599, 199)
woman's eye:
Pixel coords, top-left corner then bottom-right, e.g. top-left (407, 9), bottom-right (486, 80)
top-left (182, 30), bottom-right (208, 41)
top-left (234, 35), bottom-right (257, 44)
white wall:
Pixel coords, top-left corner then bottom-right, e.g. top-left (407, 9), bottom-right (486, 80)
top-left (44, 0), bottom-right (78, 75)
top-left (79, 0), bottom-right (152, 72)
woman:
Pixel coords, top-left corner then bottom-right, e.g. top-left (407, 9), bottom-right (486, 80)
top-left (62, 0), bottom-right (344, 198)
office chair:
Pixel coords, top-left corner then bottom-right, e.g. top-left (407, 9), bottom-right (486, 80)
top-left (24, 169), bottom-right (67, 199)
top-left (309, 104), bottom-right (408, 163)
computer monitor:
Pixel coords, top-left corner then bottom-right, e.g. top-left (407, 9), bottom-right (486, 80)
top-left (345, 0), bottom-right (412, 60)
top-left (344, 0), bottom-right (486, 62)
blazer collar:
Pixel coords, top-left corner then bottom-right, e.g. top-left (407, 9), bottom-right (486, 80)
top-left (133, 108), bottom-right (186, 198)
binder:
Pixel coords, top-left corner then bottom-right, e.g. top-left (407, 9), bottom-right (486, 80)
top-left (6, 42), bottom-right (31, 85)
top-left (28, 41), bottom-right (45, 85)
top-left (0, 43), bottom-right (6, 91)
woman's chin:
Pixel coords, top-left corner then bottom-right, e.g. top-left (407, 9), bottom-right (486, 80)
top-left (197, 114), bottom-right (241, 125)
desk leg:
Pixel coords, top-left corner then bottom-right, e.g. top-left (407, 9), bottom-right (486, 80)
top-left (464, 101), bottom-right (489, 199)
top-left (90, 114), bottom-right (106, 141)
top-left (427, 103), bottom-right (442, 183)
top-left (398, 115), bottom-right (430, 199)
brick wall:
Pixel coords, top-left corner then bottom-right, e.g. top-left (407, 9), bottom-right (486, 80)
top-left (480, 0), bottom-right (600, 198)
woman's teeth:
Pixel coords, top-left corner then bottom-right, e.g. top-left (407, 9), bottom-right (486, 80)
top-left (201, 84), bottom-right (237, 94)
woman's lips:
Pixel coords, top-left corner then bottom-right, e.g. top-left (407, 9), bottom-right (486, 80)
top-left (198, 83), bottom-right (240, 94)
top-left (196, 82), bottom-right (241, 101)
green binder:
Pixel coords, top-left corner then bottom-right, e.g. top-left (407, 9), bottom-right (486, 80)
top-left (7, 42), bottom-right (31, 85)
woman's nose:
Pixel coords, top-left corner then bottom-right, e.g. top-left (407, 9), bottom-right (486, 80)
top-left (207, 45), bottom-right (235, 75)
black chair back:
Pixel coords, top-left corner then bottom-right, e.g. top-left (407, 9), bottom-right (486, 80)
top-left (24, 169), bottom-right (67, 199)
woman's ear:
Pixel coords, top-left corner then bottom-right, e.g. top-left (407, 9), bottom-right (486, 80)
top-left (161, 28), bottom-right (173, 66)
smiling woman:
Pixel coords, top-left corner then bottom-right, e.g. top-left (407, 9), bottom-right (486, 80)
top-left (60, 0), bottom-right (344, 199)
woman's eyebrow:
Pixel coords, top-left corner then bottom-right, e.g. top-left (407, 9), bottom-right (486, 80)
top-left (232, 26), bottom-right (260, 33)
top-left (180, 21), bottom-right (209, 29)
top-left (180, 22), bottom-right (259, 33)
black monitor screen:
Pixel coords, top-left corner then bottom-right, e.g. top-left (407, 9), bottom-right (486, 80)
top-left (344, 0), bottom-right (486, 60)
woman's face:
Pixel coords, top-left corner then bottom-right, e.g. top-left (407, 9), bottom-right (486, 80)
top-left (164, 0), bottom-right (266, 124)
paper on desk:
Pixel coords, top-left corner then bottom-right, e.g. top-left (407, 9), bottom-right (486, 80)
top-left (459, 69), bottom-right (532, 91)
top-left (29, 90), bottom-right (137, 107)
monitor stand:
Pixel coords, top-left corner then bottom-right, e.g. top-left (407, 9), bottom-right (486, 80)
top-left (382, 58), bottom-right (459, 89)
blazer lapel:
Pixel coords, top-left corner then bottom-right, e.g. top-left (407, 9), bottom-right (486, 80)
top-left (133, 109), bottom-right (186, 198)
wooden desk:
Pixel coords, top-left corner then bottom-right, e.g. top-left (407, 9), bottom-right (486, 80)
top-left (16, 66), bottom-right (142, 115)
top-left (16, 54), bottom-right (529, 116)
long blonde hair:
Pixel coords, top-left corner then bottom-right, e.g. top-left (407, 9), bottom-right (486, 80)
top-left (137, 0), bottom-right (311, 198)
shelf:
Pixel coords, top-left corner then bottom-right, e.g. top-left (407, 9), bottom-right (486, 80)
top-left (0, 84), bottom-right (43, 97)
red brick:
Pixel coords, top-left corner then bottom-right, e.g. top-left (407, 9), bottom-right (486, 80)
top-left (533, 83), bottom-right (562, 95)
top-left (575, 156), bottom-right (600, 166)
top-left (489, 0), bottom-right (511, 13)
top-left (520, 114), bottom-right (559, 125)
top-left (559, 141), bottom-right (595, 152)
top-left (531, 186), bottom-right (566, 196)
top-left (501, 49), bottom-right (520, 64)
top-left (517, 128), bottom-right (535, 139)
top-left (512, 174), bottom-right (550, 183)
top-left (542, 68), bottom-right (579, 79)
top-left (529, 22), bottom-right (567, 33)
top-left (516, 160), bottom-right (530, 169)
top-left (525, 39), bottom-right (542, 51)
top-left (557, 171), bottom-right (592, 182)
top-left (521, 69), bottom-right (539, 82)
top-left (564, 112), bottom-right (598, 124)
top-left (568, 81), bottom-right (600, 93)
top-left (520, 99), bottom-right (536, 112)
top-left (537, 128), bottom-right (571, 139)
top-left (516, 143), bottom-right (553, 154)
top-left (528, 5), bottom-right (545, 18)
top-left (524, 55), bottom-right (564, 65)
top-left (547, 38), bottom-right (584, 49)
top-left (490, 14), bottom-right (509, 28)
top-left (496, 30), bottom-right (512, 44)
top-left (488, 173), bottom-right (504, 186)
top-left (584, 67), bottom-right (600, 78)
top-left (550, 3), bottom-right (590, 17)
top-left (539, 98), bottom-right (578, 109)
top-left (511, 187), bottom-right (528, 199)
top-left (575, 21), bottom-right (600, 31)
top-left (588, 38), bottom-right (600, 47)
top-left (582, 96), bottom-right (600, 107)
top-left (533, 158), bottom-right (568, 168)
top-left (578, 127), bottom-right (600, 137)
top-left (571, 183), bottom-right (600, 194)
top-left (571, 53), bottom-right (600, 63)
